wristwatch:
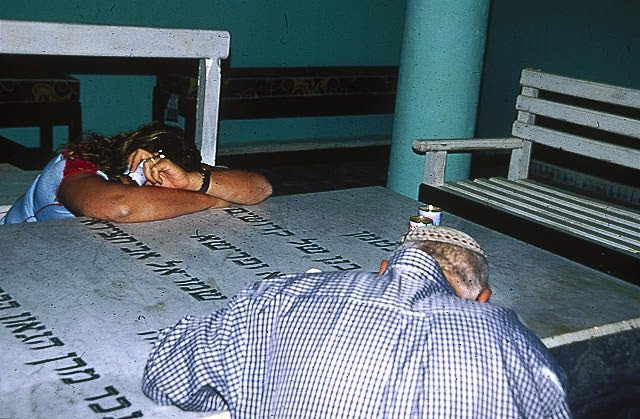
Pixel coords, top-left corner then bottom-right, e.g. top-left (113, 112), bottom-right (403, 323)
top-left (198, 165), bottom-right (211, 193)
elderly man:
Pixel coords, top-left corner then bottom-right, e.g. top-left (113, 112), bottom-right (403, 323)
top-left (142, 226), bottom-right (571, 418)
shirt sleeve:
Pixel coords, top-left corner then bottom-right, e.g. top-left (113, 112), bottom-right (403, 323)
top-left (537, 365), bottom-right (572, 418)
top-left (506, 315), bottom-right (573, 418)
top-left (142, 297), bottom-right (249, 412)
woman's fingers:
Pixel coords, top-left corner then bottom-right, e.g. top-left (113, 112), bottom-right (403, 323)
top-left (149, 158), bottom-right (190, 189)
top-left (128, 149), bottom-right (154, 172)
top-left (144, 156), bottom-right (163, 185)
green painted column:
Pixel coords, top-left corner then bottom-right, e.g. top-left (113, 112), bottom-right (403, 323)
top-left (387, 0), bottom-right (491, 198)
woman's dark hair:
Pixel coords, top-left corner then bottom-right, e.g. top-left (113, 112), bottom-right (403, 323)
top-left (64, 123), bottom-right (202, 179)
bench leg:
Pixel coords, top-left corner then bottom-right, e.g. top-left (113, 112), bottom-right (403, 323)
top-left (69, 103), bottom-right (83, 144)
top-left (40, 123), bottom-right (53, 155)
top-left (423, 151), bottom-right (447, 186)
top-left (507, 141), bottom-right (532, 180)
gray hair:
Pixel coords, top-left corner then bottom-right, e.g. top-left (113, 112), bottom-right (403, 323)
top-left (398, 238), bottom-right (489, 300)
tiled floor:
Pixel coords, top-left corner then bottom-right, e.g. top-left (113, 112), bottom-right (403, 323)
top-left (217, 146), bottom-right (390, 196)
top-left (0, 163), bottom-right (38, 207)
top-left (221, 147), bottom-right (509, 197)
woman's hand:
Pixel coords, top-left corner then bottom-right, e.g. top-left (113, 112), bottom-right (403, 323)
top-left (125, 148), bottom-right (272, 204)
top-left (127, 148), bottom-right (155, 173)
top-left (143, 156), bottom-right (199, 190)
top-left (127, 148), bottom-right (200, 191)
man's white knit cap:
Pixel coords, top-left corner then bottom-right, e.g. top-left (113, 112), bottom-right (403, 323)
top-left (400, 226), bottom-right (486, 257)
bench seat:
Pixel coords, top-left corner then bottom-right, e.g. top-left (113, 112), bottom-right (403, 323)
top-left (420, 177), bottom-right (640, 282)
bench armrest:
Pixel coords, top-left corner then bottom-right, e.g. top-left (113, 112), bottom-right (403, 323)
top-left (414, 137), bottom-right (531, 187)
top-left (412, 137), bottom-right (523, 153)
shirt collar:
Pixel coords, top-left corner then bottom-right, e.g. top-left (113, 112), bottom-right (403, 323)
top-left (386, 247), bottom-right (455, 298)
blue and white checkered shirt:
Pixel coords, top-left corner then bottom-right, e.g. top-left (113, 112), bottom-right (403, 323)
top-left (143, 248), bottom-right (571, 418)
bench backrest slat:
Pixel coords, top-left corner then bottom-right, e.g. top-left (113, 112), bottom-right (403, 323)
top-left (516, 95), bottom-right (640, 139)
top-left (512, 69), bottom-right (640, 170)
top-left (512, 121), bottom-right (640, 170)
top-left (520, 68), bottom-right (640, 109)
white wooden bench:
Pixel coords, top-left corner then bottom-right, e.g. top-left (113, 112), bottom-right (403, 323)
top-left (0, 20), bottom-right (229, 165)
top-left (413, 68), bottom-right (640, 284)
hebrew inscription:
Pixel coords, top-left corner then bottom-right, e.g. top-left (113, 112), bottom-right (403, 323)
top-left (0, 287), bottom-right (142, 417)
top-left (82, 219), bottom-right (226, 301)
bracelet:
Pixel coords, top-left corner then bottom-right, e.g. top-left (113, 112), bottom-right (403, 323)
top-left (198, 165), bottom-right (211, 194)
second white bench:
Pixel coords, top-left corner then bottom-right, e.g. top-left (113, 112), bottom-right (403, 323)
top-left (413, 68), bottom-right (640, 284)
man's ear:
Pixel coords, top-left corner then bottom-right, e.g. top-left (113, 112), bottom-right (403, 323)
top-left (476, 288), bottom-right (492, 303)
top-left (378, 259), bottom-right (389, 275)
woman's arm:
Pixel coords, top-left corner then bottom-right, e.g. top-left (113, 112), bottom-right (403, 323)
top-left (140, 157), bottom-right (273, 205)
top-left (192, 165), bottom-right (273, 205)
top-left (58, 173), bottom-right (230, 223)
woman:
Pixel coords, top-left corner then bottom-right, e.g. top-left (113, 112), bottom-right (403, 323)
top-left (1, 123), bottom-right (272, 224)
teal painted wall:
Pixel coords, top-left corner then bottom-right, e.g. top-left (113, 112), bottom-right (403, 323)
top-left (0, 0), bottom-right (405, 149)
top-left (0, 0), bottom-right (405, 66)
top-left (476, 0), bottom-right (640, 137)
top-left (3, 0), bottom-right (640, 163)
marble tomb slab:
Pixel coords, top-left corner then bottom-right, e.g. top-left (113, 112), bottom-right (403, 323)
top-left (1, 186), bottom-right (638, 417)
